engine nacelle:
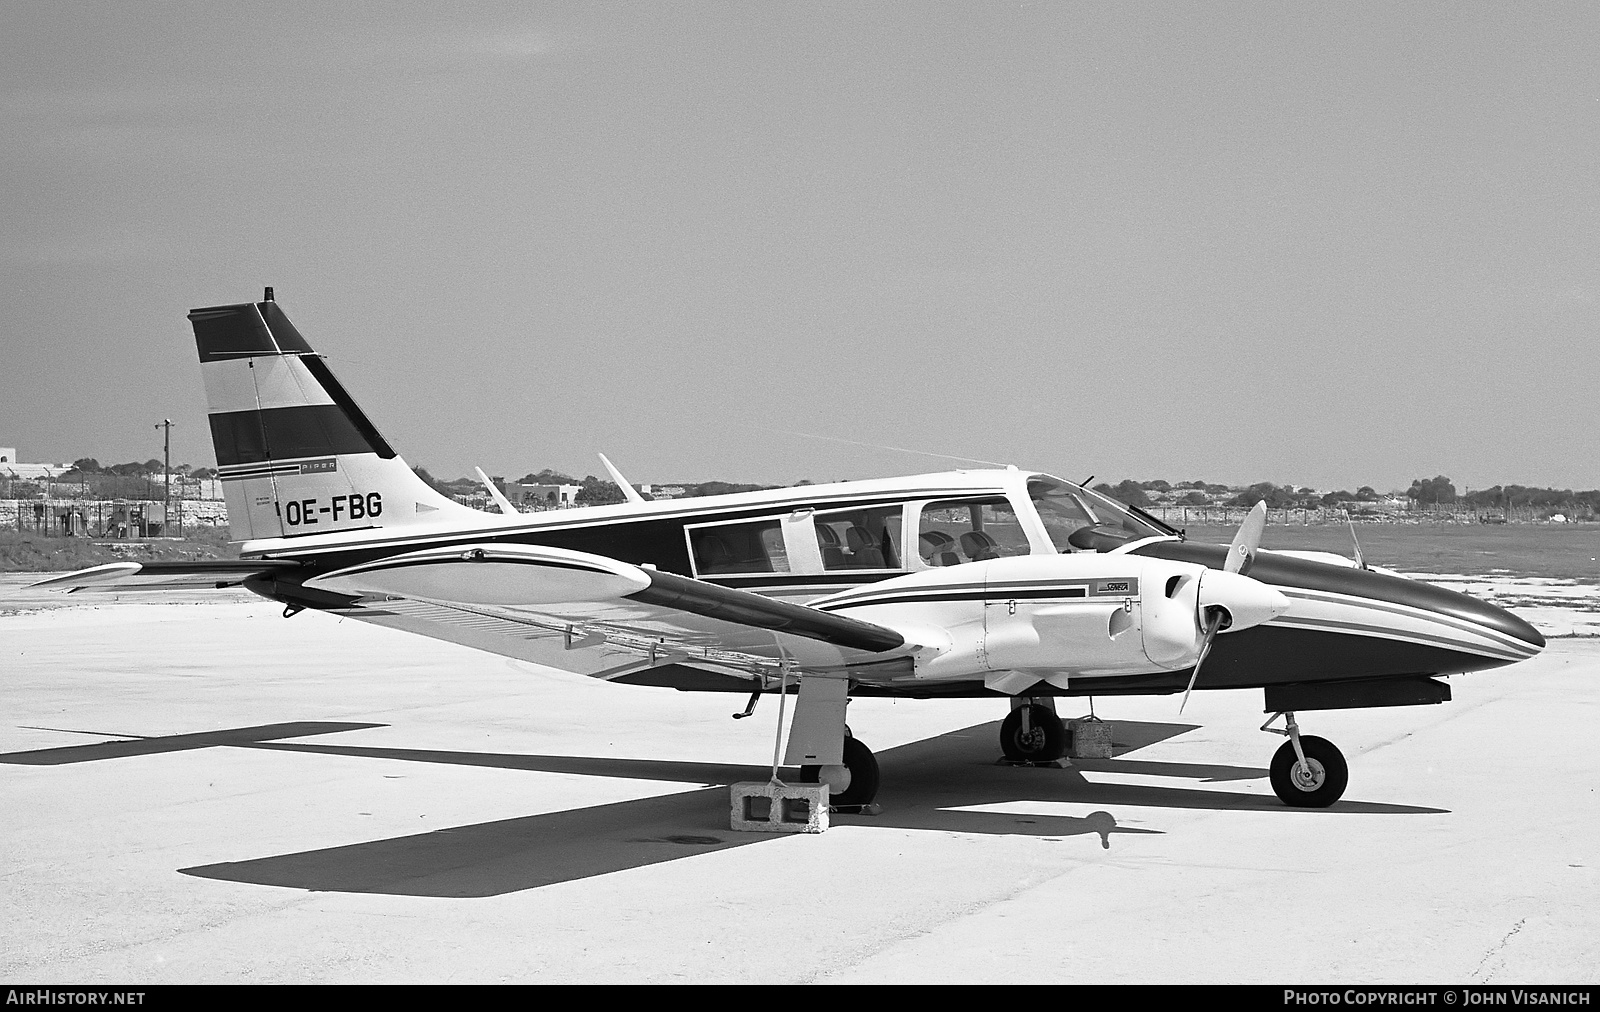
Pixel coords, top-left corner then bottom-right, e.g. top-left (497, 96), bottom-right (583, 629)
top-left (814, 553), bottom-right (1288, 683)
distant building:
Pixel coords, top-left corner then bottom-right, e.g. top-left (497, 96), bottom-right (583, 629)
top-left (503, 482), bottom-right (581, 508)
top-left (0, 445), bottom-right (72, 481)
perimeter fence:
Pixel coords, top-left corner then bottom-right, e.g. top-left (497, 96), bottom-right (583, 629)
top-left (1147, 504), bottom-right (1595, 526)
top-left (0, 498), bottom-right (229, 538)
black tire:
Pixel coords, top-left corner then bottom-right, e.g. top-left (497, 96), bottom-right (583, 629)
top-left (1269, 735), bottom-right (1348, 808)
top-left (800, 736), bottom-right (880, 808)
top-left (999, 704), bottom-right (1066, 762)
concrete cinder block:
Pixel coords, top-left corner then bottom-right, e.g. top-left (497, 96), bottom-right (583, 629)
top-left (729, 781), bottom-right (829, 834)
top-left (1068, 718), bottom-right (1114, 759)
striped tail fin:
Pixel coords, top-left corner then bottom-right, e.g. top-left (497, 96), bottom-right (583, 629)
top-left (189, 291), bottom-right (479, 544)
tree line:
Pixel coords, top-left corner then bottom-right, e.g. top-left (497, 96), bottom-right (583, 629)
top-left (14, 457), bottom-right (1599, 516)
top-left (413, 467), bottom-right (770, 507)
top-left (0, 458), bottom-right (220, 502)
top-left (1094, 476), bottom-right (1600, 512)
top-left (1092, 479), bottom-right (1384, 510)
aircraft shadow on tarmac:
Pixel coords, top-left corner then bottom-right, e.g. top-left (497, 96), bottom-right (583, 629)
top-left (60, 718), bottom-right (1442, 898)
top-left (0, 721), bottom-right (387, 764)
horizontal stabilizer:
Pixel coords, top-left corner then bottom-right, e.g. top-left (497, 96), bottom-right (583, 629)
top-left (28, 560), bottom-right (300, 593)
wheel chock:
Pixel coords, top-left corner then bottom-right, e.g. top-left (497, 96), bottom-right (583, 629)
top-left (729, 781), bottom-right (829, 834)
top-left (1068, 718), bottom-right (1114, 759)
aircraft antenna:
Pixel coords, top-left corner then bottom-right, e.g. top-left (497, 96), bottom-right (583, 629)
top-left (598, 453), bottom-right (646, 504)
top-left (474, 467), bottom-right (519, 515)
top-left (1347, 515), bottom-right (1368, 570)
top-left (754, 425), bottom-right (1009, 468)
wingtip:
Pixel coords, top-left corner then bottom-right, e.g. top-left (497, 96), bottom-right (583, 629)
top-left (28, 562), bottom-right (144, 592)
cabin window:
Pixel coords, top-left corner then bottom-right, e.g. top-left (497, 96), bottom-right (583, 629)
top-left (918, 497), bottom-right (1031, 566)
top-left (688, 519), bottom-right (790, 575)
top-left (813, 505), bottom-right (903, 571)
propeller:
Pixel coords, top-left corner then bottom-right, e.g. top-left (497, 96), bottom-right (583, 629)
top-left (1180, 501), bottom-right (1267, 713)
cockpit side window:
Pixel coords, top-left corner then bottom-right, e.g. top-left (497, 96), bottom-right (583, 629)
top-left (918, 497), bottom-right (1030, 566)
top-left (1028, 476), bottom-right (1167, 552)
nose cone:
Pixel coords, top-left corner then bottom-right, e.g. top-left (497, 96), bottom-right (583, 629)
top-left (1198, 569), bottom-right (1291, 632)
top-left (1307, 563), bottom-right (1546, 654)
top-left (1260, 550), bottom-right (1548, 659)
top-left (1441, 582), bottom-right (1546, 651)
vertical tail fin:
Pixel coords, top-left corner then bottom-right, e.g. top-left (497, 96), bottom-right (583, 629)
top-left (189, 291), bottom-right (478, 543)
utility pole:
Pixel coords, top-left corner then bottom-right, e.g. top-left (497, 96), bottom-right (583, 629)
top-left (155, 419), bottom-right (173, 537)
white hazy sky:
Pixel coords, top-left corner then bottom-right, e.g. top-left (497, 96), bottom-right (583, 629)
top-left (3, 2), bottom-right (1597, 493)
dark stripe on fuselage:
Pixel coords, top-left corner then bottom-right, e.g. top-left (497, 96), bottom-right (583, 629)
top-left (279, 524), bottom-right (379, 540)
top-left (626, 569), bottom-right (905, 653)
top-left (1149, 622), bottom-right (1514, 690)
top-left (1276, 590), bottom-right (1537, 658)
top-left (842, 622), bottom-right (1515, 699)
top-left (255, 490), bottom-right (991, 583)
top-left (218, 463), bottom-right (300, 482)
top-left (823, 587), bottom-right (1090, 610)
top-left (1132, 540), bottom-right (1545, 651)
top-left (702, 572), bottom-right (892, 589)
top-left (208, 404), bottom-right (382, 466)
top-left (254, 487), bottom-right (989, 566)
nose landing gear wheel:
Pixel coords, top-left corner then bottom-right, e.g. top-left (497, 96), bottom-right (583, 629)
top-left (800, 735), bottom-right (880, 810)
top-left (999, 704), bottom-right (1067, 763)
top-left (1269, 735), bottom-right (1348, 808)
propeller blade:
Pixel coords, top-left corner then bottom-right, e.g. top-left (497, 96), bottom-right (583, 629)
top-left (1179, 609), bottom-right (1225, 714)
top-left (1225, 501), bottom-right (1267, 574)
top-left (1182, 504), bottom-right (1283, 715)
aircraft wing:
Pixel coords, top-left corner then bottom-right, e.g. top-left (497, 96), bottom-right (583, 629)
top-left (302, 543), bottom-right (914, 690)
top-left (27, 560), bottom-right (301, 593)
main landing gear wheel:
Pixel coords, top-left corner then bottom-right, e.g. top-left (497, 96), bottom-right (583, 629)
top-left (1269, 735), bottom-right (1348, 808)
top-left (999, 704), bottom-right (1067, 763)
top-left (801, 736), bottom-right (880, 810)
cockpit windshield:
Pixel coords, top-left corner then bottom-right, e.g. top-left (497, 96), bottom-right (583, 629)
top-left (1028, 476), bottom-right (1175, 553)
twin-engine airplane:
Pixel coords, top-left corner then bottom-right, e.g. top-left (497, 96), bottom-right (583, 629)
top-left (34, 291), bottom-right (1545, 811)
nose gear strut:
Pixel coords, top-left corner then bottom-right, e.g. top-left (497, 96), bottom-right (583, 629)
top-left (1261, 711), bottom-right (1349, 808)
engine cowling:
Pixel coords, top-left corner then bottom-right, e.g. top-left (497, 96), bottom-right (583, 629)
top-left (815, 553), bottom-right (1289, 683)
